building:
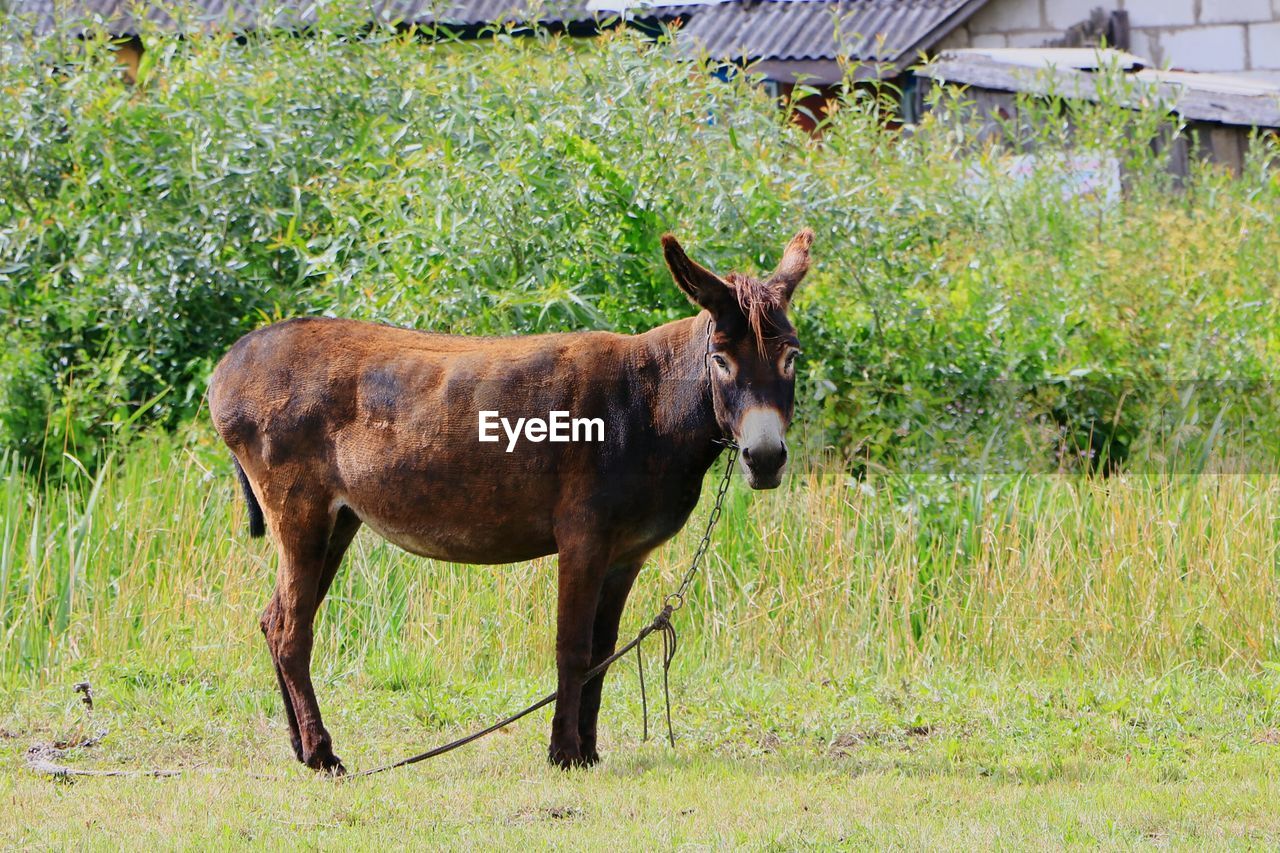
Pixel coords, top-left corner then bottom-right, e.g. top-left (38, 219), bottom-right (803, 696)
top-left (592, 0), bottom-right (989, 85)
top-left (915, 47), bottom-right (1280, 175)
top-left (938, 1), bottom-right (1280, 82)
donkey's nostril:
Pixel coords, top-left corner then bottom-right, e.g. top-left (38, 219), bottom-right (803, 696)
top-left (742, 440), bottom-right (786, 474)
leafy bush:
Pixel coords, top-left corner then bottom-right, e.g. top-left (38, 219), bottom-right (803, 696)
top-left (2, 17), bottom-right (1279, 477)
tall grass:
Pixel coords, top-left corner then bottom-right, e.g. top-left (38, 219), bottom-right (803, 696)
top-left (4, 429), bottom-right (1278, 690)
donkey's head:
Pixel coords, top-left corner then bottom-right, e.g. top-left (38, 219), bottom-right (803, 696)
top-left (662, 229), bottom-right (813, 489)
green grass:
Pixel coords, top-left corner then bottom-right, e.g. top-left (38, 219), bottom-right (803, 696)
top-left (4, 667), bottom-right (1280, 847)
top-left (5, 430), bottom-right (1280, 845)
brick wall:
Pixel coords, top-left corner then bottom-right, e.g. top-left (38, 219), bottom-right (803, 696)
top-left (935, 0), bottom-right (1280, 81)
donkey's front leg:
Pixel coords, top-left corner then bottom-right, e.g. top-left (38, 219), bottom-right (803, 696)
top-left (548, 538), bottom-right (608, 769)
top-left (578, 558), bottom-right (646, 764)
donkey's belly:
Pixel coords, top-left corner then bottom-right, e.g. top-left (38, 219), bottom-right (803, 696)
top-left (332, 423), bottom-right (563, 563)
top-left (348, 501), bottom-right (558, 565)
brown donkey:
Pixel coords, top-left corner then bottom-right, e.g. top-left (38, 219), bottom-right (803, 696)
top-left (208, 230), bottom-right (812, 773)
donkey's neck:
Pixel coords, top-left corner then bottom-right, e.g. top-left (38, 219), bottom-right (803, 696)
top-left (631, 312), bottom-right (723, 457)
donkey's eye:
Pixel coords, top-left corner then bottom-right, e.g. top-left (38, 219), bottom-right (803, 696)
top-left (783, 349), bottom-right (801, 372)
top-left (711, 354), bottom-right (730, 373)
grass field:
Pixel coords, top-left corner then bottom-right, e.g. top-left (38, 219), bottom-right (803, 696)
top-left (4, 430), bottom-right (1280, 846)
top-left (5, 667), bottom-right (1280, 847)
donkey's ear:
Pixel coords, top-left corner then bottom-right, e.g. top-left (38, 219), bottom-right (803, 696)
top-left (768, 228), bottom-right (814, 301)
top-left (662, 234), bottom-right (733, 314)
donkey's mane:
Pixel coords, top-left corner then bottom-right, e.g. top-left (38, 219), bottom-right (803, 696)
top-left (724, 272), bottom-right (786, 347)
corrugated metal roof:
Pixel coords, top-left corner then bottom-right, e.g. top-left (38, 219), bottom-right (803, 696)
top-left (4, 0), bottom-right (603, 35)
top-left (8, 0), bottom-right (284, 35)
top-left (7, 0), bottom-right (985, 68)
top-left (671, 0), bottom-right (986, 64)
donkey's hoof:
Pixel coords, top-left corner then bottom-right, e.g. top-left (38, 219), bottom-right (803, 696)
top-left (577, 739), bottom-right (601, 766)
top-left (547, 743), bottom-right (591, 770)
top-left (306, 750), bottom-right (346, 776)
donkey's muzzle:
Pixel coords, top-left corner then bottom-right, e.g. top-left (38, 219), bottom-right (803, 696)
top-left (741, 439), bottom-right (787, 489)
top-left (736, 406), bottom-right (789, 489)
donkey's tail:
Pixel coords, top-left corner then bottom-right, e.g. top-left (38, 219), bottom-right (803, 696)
top-left (232, 457), bottom-right (266, 538)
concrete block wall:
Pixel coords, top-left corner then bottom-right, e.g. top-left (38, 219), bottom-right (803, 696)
top-left (936, 0), bottom-right (1280, 81)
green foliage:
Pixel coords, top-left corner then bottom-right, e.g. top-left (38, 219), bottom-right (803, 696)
top-left (2, 20), bottom-right (1279, 477)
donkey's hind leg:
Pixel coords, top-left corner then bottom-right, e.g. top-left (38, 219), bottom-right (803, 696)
top-left (261, 500), bottom-right (360, 773)
top-left (261, 506), bottom-right (362, 763)
top-left (261, 593), bottom-right (305, 763)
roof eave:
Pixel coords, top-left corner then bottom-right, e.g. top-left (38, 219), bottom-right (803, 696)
top-left (876, 0), bottom-right (991, 78)
top-left (915, 55), bottom-right (1280, 128)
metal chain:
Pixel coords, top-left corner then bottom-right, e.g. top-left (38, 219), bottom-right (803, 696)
top-left (664, 439), bottom-right (738, 612)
